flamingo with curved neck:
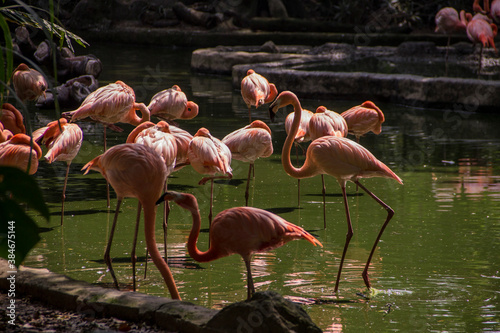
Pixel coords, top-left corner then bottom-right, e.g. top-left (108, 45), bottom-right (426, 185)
top-left (269, 91), bottom-right (403, 292)
top-left (157, 190), bottom-right (322, 300)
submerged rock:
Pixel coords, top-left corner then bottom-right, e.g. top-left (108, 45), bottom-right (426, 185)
top-left (204, 291), bottom-right (322, 333)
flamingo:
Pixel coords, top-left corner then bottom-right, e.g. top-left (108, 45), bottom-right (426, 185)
top-left (241, 69), bottom-right (278, 122)
top-left (0, 133), bottom-right (42, 174)
top-left (462, 10), bottom-right (498, 72)
top-left (0, 103), bottom-right (26, 135)
top-left (157, 191), bottom-right (323, 299)
top-left (307, 106), bottom-right (348, 229)
top-left (269, 91), bottom-right (403, 292)
top-left (188, 127), bottom-right (232, 225)
top-left (488, 0), bottom-right (500, 23)
top-left (11, 63), bottom-right (47, 102)
top-left (33, 118), bottom-right (83, 225)
top-left (82, 143), bottom-right (181, 300)
top-left (148, 85), bottom-right (199, 121)
top-left (62, 80), bottom-right (150, 206)
top-left (126, 120), bottom-right (177, 285)
top-left (340, 101), bottom-right (385, 143)
top-left (434, 7), bottom-right (467, 67)
top-left (285, 108), bottom-right (313, 206)
top-left (222, 120), bottom-right (273, 206)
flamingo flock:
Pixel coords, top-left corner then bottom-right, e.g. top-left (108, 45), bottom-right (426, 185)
top-left (4, 2), bottom-right (496, 302)
top-left (435, 0), bottom-right (498, 72)
top-left (1, 62), bottom-right (405, 301)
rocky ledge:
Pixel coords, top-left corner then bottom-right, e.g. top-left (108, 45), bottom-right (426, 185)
top-left (0, 259), bottom-right (322, 332)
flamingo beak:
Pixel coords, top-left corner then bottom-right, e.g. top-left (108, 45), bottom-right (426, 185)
top-left (156, 191), bottom-right (181, 205)
top-left (269, 104), bottom-right (277, 122)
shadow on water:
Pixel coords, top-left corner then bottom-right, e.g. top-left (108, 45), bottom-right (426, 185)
top-left (92, 256), bottom-right (204, 270)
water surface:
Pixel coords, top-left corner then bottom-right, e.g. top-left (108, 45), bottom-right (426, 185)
top-left (24, 43), bottom-right (500, 332)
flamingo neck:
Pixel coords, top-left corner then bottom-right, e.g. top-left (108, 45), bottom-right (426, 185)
top-left (143, 201), bottom-right (181, 300)
top-left (282, 97), bottom-right (319, 179)
top-left (187, 203), bottom-right (219, 262)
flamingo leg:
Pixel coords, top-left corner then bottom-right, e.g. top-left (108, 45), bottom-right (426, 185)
top-left (322, 175), bottom-right (326, 229)
top-left (295, 143), bottom-right (300, 207)
top-left (163, 180), bottom-right (170, 264)
top-left (243, 257), bottom-right (255, 300)
top-left (354, 180), bottom-right (394, 290)
top-left (334, 183), bottom-right (353, 293)
top-left (132, 202), bottom-right (142, 292)
top-left (245, 163), bottom-right (252, 206)
top-left (60, 162), bottom-right (71, 225)
top-left (104, 125), bottom-right (110, 208)
top-left (104, 198), bottom-right (122, 290)
top-left (478, 44), bottom-right (483, 75)
top-left (209, 179), bottom-right (214, 226)
top-left (445, 36), bottom-right (451, 76)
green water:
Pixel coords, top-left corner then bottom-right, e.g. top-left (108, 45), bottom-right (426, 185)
top-left (22, 43), bottom-right (500, 332)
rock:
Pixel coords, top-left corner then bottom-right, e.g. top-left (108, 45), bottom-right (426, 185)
top-left (397, 41), bottom-right (438, 57)
top-left (259, 40), bottom-right (279, 53)
top-left (204, 291), bottom-right (322, 333)
top-left (36, 75), bottom-right (99, 109)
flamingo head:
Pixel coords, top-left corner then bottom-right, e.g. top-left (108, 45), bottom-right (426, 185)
top-left (156, 191), bottom-right (198, 212)
top-left (269, 91), bottom-right (299, 122)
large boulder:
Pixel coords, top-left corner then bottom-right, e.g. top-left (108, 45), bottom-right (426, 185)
top-left (204, 291), bottom-right (322, 333)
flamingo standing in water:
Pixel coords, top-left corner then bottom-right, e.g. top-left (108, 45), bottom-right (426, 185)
top-left (341, 101), bottom-right (385, 143)
top-left (126, 120), bottom-right (177, 284)
top-left (222, 120), bottom-right (273, 206)
top-left (11, 63), bottom-right (47, 102)
top-left (269, 91), bottom-right (403, 292)
top-left (307, 106), bottom-right (348, 229)
top-left (0, 103), bottom-right (26, 135)
top-left (285, 108), bottom-right (313, 206)
top-left (434, 7), bottom-right (467, 67)
top-left (82, 143), bottom-right (181, 299)
top-left (188, 127), bottom-right (232, 225)
top-left (33, 118), bottom-right (83, 225)
top-left (148, 85), bottom-right (199, 121)
top-left (62, 80), bottom-right (150, 206)
top-left (241, 69), bottom-right (278, 122)
top-left (0, 133), bottom-right (42, 174)
top-left (157, 191), bottom-right (322, 299)
top-left (462, 9), bottom-right (498, 73)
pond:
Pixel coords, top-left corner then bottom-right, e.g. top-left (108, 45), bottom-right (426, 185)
top-left (23, 42), bottom-right (500, 332)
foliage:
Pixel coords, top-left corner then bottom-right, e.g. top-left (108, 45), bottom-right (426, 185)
top-left (0, 166), bottom-right (50, 267)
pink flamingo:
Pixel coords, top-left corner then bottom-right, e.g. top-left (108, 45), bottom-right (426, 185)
top-left (82, 143), bottom-right (181, 299)
top-left (222, 120), bottom-right (273, 206)
top-left (241, 69), bottom-right (278, 122)
top-left (270, 91), bottom-right (403, 292)
top-left (462, 9), bottom-right (498, 72)
top-left (62, 80), bottom-right (150, 206)
top-left (157, 191), bottom-right (322, 299)
top-left (0, 103), bottom-right (26, 135)
top-left (0, 133), bottom-right (42, 174)
top-left (126, 120), bottom-right (177, 285)
top-left (148, 85), bottom-right (199, 121)
top-left (341, 101), bottom-right (385, 143)
top-left (308, 106), bottom-right (348, 229)
top-left (11, 63), bottom-right (47, 102)
top-left (33, 118), bottom-right (83, 225)
top-left (188, 127), bottom-right (232, 225)
top-left (435, 7), bottom-right (467, 64)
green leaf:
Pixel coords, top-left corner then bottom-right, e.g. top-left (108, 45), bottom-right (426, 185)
top-left (0, 166), bottom-right (50, 221)
top-left (0, 199), bottom-right (41, 267)
top-left (0, 12), bottom-right (13, 102)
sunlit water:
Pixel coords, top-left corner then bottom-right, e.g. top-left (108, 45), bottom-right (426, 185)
top-left (20, 43), bottom-right (500, 332)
